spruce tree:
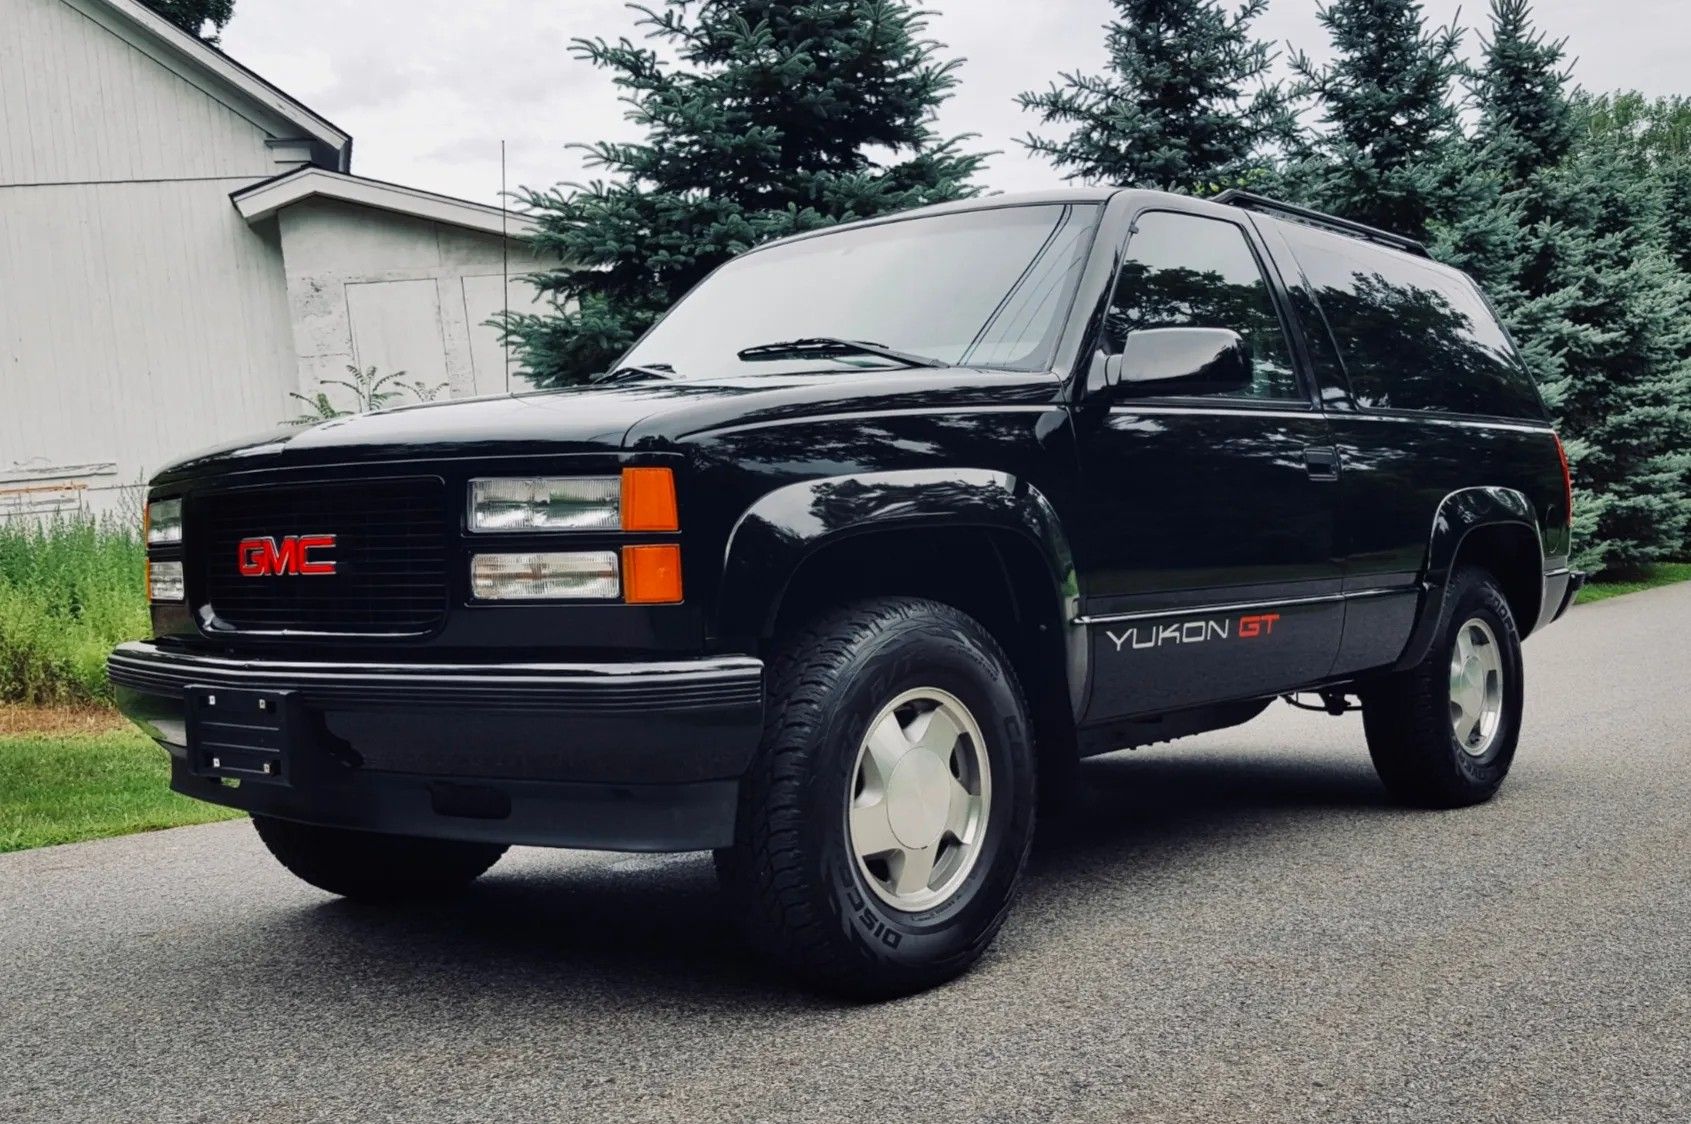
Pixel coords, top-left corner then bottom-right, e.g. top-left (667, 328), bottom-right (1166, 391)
top-left (504, 1), bottom-right (984, 387)
top-left (1650, 120), bottom-right (1691, 281)
top-left (1453, 0), bottom-right (1576, 380)
top-left (1470, 0), bottom-right (1573, 200)
top-left (1579, 94), bottom-right (1691, 278)
top-left (1015, 0), bottom-right (1288, 193)
top-left (1465, 4), bottom-right (1691, 571)
top-left (1286, 0), bottom-right (1465, 242)
top-left (139, 0), bottom-right (235, 43)
top-left (1535, 126), bottom-right (1691, 573)
top-left (1565, 93), bottom-right (1691, 562)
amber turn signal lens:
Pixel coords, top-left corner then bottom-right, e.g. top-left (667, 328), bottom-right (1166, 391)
top-left (620, 467), bottom-right (679, 532)
top-left (622, 544), bottom-right (683, 604)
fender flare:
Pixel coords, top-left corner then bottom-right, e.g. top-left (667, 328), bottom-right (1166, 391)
top-left (717, 469), bottom-right (1086, 713)
top-left (1393, 485), bottom-right (1544, 670)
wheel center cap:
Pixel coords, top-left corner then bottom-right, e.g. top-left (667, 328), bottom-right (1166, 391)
top-left (885, 751), bottom-right (951, 849)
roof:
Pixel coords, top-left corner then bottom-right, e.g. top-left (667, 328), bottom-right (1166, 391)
top-left (231, 166), bottom-right (538, 239)
top-left (78, 0), bottom-right (350, 170)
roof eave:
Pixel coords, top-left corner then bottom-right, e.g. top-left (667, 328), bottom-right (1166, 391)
top-left (231, 167), bottom-right (538, 240)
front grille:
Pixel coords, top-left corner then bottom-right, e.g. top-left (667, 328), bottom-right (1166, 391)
top-left (196, 477), bottom-right (449, 635)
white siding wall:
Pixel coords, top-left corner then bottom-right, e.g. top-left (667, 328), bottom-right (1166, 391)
top-left (274, 199), bottom-right (544, 406)
top-left (0, 0), bottom-right (279, 184)
top-left (0, 180), bottom-right (298, 494)
top-left (0, 0), bottom-right (300, 516)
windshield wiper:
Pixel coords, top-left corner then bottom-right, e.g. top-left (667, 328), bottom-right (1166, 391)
top-left (591, 363), bottom-right (678, 384)
top-left (735, 337), bottom-right (950, 369)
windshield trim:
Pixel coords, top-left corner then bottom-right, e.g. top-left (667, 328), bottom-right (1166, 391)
top-left (740, 194), bottom-right (1117, 263)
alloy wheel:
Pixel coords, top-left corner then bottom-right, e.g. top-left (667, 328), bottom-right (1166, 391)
top-left (1449, 617), bottom-right (1505, 758)
top-left (847, 687), bottom-right (992, 913)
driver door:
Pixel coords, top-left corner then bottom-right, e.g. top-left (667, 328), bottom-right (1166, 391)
top-left (1071, 206), bottom-right (1344, 722)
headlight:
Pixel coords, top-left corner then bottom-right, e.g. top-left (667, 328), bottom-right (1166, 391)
top-left (468, 469), bottom-right (677, 532)
top-left (471, 551), bottom-right (619, 600)
top-left (469, 477), bottom-right (620, 532)
top-left (146, 498), bottom-right (182, 544)
top-left (148, 560), bottom-right (185, 601)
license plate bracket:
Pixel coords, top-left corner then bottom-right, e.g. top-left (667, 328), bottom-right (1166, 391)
top-left (185, 686), bottom-right (294, 784)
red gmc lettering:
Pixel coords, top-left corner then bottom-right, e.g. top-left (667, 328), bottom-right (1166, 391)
top-left (237, 534), bottom-right (337, 576)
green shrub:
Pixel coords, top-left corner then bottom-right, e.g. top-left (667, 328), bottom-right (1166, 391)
top-left (0, 516), bottom-right (149, 705)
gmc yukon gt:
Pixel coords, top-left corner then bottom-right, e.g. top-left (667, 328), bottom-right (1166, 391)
top-left (112, 188), bottom-right (1583, 996)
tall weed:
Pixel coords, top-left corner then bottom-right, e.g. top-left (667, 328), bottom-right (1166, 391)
top-left (0, 516), bottom-right (148, 705)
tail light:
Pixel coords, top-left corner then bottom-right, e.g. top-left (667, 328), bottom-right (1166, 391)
top-left (1553, 432), bottom-right (1573, 523)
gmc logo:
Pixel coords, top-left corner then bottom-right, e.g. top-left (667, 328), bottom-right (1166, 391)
top-left (237, 534), bottom-right (337, 576)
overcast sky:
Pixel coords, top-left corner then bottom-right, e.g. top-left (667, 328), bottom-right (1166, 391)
top-left (220, 0), bottom-right (1690, 207)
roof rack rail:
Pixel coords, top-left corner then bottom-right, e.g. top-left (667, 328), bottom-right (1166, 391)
top-left (1212, 189), bottom-right (1430, 258)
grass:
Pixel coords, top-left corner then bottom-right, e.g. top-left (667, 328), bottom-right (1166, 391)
top-left (0, 723), bottom-right (240, 853)
top-left (1577, 561), bottom-right (1691, 605)
top-left (0, 516), bottom-right (149, 705)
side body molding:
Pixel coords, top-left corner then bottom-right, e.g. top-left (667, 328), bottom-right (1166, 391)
top-left (1393, 485), bottom-right (1543, 671)
top-left (718, 469), bottom-right (1087, 714)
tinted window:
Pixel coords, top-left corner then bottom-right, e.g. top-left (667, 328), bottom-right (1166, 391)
top-left (620, 204), bottom-right (1099, 377)
top-left (1277, 220), bottom-right (1547, 419)
top-left (1104, 211), bottom-right (1300, 400)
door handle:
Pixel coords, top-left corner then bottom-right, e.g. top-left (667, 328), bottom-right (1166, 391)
top-left (1304, 446), bottom-right (1341, 482)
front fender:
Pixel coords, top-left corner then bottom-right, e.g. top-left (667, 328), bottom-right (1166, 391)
top-left (717, 469), bottom-right (1084, 708)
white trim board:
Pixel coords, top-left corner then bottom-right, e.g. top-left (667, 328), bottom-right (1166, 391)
top-left (231, 167), bottom-right (540, 240)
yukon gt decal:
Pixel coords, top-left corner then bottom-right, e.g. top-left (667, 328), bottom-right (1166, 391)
top-left (1105, 612), bottom-right (1280, 652)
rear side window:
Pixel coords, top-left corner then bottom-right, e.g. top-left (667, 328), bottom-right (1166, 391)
top-left (1105, 211), bottom-right (1301, 400)
top-left (1277, 221), bottom-right (1547, 419)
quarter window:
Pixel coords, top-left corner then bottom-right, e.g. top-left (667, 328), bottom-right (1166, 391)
top-left (1105, 211), bottom-right (1301, 400)
top-left (1277, 220), bottom-right (1547, 419)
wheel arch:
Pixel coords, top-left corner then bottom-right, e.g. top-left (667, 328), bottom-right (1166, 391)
top-left (1393, 485), bottom-right (1546, 670)
top-left (717, 469), bottom-right (1086, 752)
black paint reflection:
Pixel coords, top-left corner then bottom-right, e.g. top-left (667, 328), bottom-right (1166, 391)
top-left (1106, 212), bottom-right (1300, 400)
top-left (1277, 221), bottom-right (1547, 420)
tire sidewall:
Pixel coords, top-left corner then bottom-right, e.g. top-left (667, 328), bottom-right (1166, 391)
top-left (1441, 573), bottom-right (1525, 788)
top-left (802, 611), bottom-right (1036, 975)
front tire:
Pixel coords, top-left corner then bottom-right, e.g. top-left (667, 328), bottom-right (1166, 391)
top-left (1361, 566), bottom-right (1525, 808)
top-left (717, 597), bottom-right (1037, 997)
top-left (251, 815), bottom-right (507, 901)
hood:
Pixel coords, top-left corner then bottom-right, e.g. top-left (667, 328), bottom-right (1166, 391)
top-left (153, 367), bottom-right (1057, 485)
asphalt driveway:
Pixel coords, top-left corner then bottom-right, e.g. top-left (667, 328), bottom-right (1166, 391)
top-left (2, 584), bottom-right (1687, 1123)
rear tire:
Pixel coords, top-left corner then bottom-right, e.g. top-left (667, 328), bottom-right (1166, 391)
top-left (716, 597), bottom-right (1037, 998)
top-left (1361, 566), bottom-right (1525, 808)
top-left (251, 815), bottom-right (507, 901)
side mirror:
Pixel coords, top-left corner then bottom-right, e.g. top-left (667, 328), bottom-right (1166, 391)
top-left (1112, 327), bottom-right (1252, 396)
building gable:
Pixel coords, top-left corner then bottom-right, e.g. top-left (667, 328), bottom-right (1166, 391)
top-left (0, 0), bottom-right (348, 187)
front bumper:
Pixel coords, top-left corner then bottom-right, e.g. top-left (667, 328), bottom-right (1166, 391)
top-left (108, 642), bottom-right (763, 851)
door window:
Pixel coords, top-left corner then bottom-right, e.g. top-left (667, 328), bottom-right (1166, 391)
top-left (1105, 212), bottom-right (1301, 400)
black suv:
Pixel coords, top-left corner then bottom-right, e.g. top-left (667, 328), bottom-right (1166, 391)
top-left (112, 188), bottom-right (1582, 995)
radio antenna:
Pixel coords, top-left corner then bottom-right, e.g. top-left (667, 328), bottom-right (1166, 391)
top-left (501, 138), bottom-right (511, 392)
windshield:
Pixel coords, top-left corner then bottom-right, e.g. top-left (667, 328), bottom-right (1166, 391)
top-left (619, 203), bottom-right (1101, 377)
